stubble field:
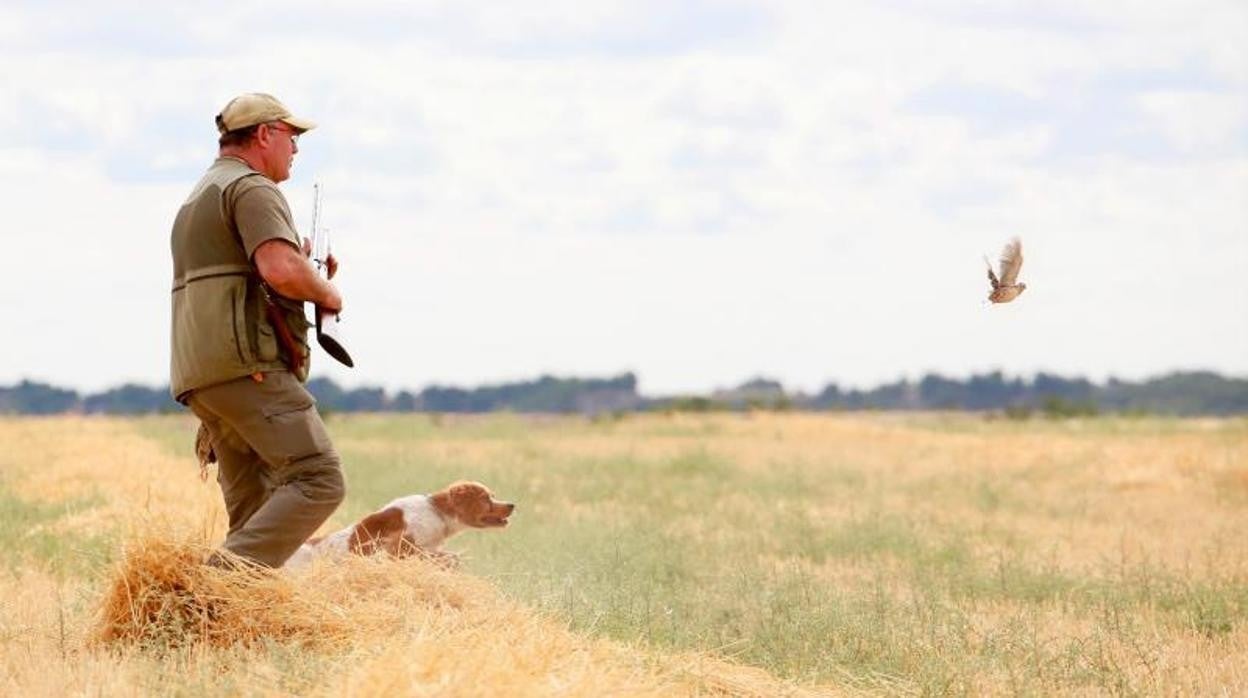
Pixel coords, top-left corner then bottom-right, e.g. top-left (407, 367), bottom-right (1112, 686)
top-left (1, 412), bottom-right (1246, 695)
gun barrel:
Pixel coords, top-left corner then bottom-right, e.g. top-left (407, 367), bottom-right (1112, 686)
top-left (310, 182), bottom-right (329, 275)
top-left (307, 180), bottom-right (353, 368)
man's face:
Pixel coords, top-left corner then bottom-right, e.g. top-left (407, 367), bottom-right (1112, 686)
top-left (257, 121), bottom-right (300, 182)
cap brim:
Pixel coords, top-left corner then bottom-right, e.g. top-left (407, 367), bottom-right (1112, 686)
top-left (281, 115), bottom-right (317, 133)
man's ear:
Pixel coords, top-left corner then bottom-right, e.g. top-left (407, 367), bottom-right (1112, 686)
top-left (255, 122), bottom-right (275, 148)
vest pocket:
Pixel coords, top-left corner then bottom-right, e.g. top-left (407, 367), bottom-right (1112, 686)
top-left (291, 310), bottom-right (313, 382)
top-left (257, 297), bottom-right (312, 377)
top-left (257, 314), bottom-right (279, 362)
top-left (232, 284), bottom-right (255, 365)
top-left (171, 268), bottom-right (260, 396)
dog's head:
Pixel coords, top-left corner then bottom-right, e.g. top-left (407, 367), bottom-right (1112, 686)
top-left (431, 480), bottom-right (515, 528)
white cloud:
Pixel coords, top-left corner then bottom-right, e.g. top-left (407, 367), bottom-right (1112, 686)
top-left (1138, 90), bottom-right (1248, 155)
top-left (1, 0), bottom-right (1245, 395)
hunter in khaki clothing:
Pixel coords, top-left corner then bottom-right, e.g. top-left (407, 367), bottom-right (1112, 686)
top-left (170, 93), bottom-right (345, 568)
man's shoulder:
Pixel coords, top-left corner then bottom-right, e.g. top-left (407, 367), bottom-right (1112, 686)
top-left (191, 158), bottom-right (269, 203)
top-left (228, 171), bottom-right (287, 210)
top-left (205, 157), bottom-right (270, 190)
top-left (233, 174), bottom-right (284, 199)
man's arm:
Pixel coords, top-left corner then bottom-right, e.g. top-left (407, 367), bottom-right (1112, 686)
top-left (254, 239), bottom-right (343, 312)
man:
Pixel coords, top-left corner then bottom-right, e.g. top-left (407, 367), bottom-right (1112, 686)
top-left (169, 93), bottom-right (345, 568)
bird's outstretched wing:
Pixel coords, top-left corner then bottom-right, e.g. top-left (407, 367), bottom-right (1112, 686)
top-left (998, 237), bottom-right (1023, 285)
top-left (984, 255), bottom-right (1000, 289)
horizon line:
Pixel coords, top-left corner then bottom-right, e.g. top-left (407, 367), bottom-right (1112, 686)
top-left (3, 366), bottom-right (1245, 399)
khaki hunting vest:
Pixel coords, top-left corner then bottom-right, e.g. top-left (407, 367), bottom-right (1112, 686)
top-left (169, 158), bottom-right (310, 401)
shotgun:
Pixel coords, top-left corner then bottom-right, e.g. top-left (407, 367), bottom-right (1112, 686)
top-left (309, 182), bottom-right (355, 367)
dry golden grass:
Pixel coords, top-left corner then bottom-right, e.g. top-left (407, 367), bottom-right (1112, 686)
top-left (1, 417), bottom-right (224, 540)
top-left (2, 562), bottom-right (829, 697)
top-left (81, 531), bottom-right (825, 696)
top-left (0, 416), bottom-right (833, 696)
top-left (317, 412), bottom-right (1248, 693)
top-left (2, 412), bottom-right (1247, 694)
top-left (437, 411), bottom-right (1248, 575)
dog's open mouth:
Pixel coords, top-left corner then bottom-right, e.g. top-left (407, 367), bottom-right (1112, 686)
top-left (482, 515), bottom-right (510, 527)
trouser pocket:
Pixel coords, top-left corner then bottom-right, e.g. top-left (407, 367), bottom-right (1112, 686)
top-left (188, 372), bottom-right (337, 473)
top-left (258, 391), bottom-right (333, 466)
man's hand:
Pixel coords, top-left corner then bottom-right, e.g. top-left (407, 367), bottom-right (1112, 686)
top-left (301, 237), bottom-right (339, 280)
top-left (256, 239), bottom-right (342, 312)
top-left (318, 279), bottom-right (343, 313)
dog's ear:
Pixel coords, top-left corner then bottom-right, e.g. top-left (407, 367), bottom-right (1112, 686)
top-left (432, 481), bottom-right (468, 510)
top-left (451, 481), bottom-right (487, 505)
top-left (349, 506), bottom-right (406, 555)
top-left (432, 481), bottom-right (491, 519)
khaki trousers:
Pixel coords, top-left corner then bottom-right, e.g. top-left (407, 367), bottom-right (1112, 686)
top-left (188, 371), bottom-right (345, 568)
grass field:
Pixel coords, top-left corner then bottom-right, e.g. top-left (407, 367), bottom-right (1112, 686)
top-left (1, 412), bottom-right (1246, 695)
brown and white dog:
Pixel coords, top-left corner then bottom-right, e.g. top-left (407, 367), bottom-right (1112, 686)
top-left (283, 481), bottom-right (515, 570)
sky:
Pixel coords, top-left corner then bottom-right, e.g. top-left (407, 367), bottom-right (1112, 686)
top-left (1, 0), bottom-right (1245, 396)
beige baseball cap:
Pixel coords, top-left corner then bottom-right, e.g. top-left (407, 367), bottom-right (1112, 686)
top-left (215, 93), bottom-right (317, 134)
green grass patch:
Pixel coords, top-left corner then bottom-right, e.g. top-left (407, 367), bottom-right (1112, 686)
top-left (0, 482), bottom-right (111, 577)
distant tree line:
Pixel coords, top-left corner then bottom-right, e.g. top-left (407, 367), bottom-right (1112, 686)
top-left (803, 371), bottom-right (1248, 415)
top-left (303, 373), bottom-right (643, 414)
top-left (1, 371), bottom-right (1245, 416)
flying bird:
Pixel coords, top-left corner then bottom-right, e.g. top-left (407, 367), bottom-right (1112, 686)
top-left (985, 237), bottom-right (1026, 304)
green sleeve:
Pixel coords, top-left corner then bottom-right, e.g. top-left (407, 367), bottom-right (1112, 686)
top-left (230, 179), bottom-right (302, 260)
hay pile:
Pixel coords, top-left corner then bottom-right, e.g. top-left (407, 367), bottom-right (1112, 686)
top-left (94, 534), bottom-right (480, 650)
top-left (94, 533), bottom-right (834, 696)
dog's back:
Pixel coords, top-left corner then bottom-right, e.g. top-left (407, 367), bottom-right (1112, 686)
top-left (283, 482), bottom-right (514, 570)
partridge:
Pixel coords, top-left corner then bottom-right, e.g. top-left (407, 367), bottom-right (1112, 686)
top-left (986, 237), bottom-right (1026, 304)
